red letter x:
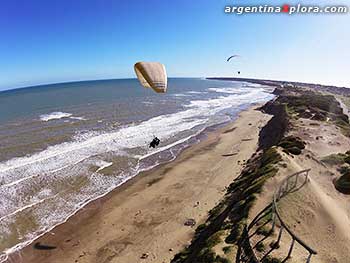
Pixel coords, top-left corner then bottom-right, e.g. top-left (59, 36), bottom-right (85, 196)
top-left (282, 4), bottom-right (290, 13)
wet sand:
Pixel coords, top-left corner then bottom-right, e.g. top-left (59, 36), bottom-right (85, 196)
top-left (5, 106), bottom-right (271, 263)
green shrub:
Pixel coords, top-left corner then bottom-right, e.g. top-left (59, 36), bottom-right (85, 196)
top-left (322, 153), bottom-right (347, 165)
top-left (261, 148), bottom-right (282, 166)
top-left (206, 231), bottom-right (223, 248)
top-left (279, 136), bottom-right (305, 149)
top-left (262, 256), bottom-right (282, 263)
top-left (221, 221), bottom-right (234, 230)
top-left (222, 246), bottom-right (233, 255)
top-left (172, 248), bottom-right (190, 262)
top-left (335, 173), bottom-right (350, 194)
top-left (215, 255), bottom-right (231, 263)
top-left (256, 242), bottom-right (265, 252)
top-left (208, 201), bottom-right (225, 219)
top-left (278, 136), bottom-right (305, 155)
top-left (256, 226), bottom-right (270, 237)
top-left (197, 248), bottom-right (216, 263)
top-left (258, 164), bottom-right (277, 177)
top-left (259, 209), bottom-right (273, 224)
top-left (335, 119), bottom-right (350, 129)
top-left (287, 146), bottom-right (302, 155)
top-left (344, 155), bottom-right (350, 165)
top-left (195, 223), bottom-right (207, 234)
top-left (225, 222), bottom-right (244, 244)
top-left (269, 241), bottom-right (280, 249)
top-left (338, 165), bottom-right (350, 175)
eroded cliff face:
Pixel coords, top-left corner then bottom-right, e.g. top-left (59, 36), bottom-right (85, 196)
top-left (258, 101), bottom-right (289, 151)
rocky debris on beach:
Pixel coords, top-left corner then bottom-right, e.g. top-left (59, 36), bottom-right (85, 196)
top-left (140, 253), bottom-right (149, 259)
top-left (72, 241), bottom-right (80, 247)
top-left (222, 153), bottom-right (238, 157)
top-left (135, 210), bottom-right (142, 216)
top-left (33, 242), bottom-right (57, 250)
top-left (184, 218), bottom-right (196, 227)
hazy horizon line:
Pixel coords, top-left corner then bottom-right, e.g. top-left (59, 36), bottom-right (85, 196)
top-left (0, 76), bottom-right (348, 94)
top-left (0, 77), bottom-right (202, 94)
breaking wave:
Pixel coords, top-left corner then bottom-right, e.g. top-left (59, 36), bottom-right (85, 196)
top-left (40, 112), bottom-right (85, 121)
top-left (0, 83), bottom-right (274, 260)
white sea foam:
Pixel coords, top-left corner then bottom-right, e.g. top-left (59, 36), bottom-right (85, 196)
top-left (39, 112), bottom-right (86, 121)
top-left (208, 87), bottom-right (250, 94)
top-left (95, 161), bottom-right (113, 173)
top-left (39, 112), bottom-right (72, 121)
top-left (70, 116), bottom-right (86, 121)
top-left (242, 82), bottom-right (263, 88)
top-left (0, 85), bottom-right (275, 259)
top-left (172, 93), bottom-right (189, 97)
top-left (187, 91), bottom-right (206, 94)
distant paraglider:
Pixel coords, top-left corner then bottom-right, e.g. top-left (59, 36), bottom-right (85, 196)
top-left (227, 55), bottom-right (241, 76)
top-left (134, 62), bottom-right (167, 93)
top-left (226, 55), bottom-right (240, 62)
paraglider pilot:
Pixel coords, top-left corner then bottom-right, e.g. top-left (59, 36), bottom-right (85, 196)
top-left (149, 137), bottom-right (160, 148)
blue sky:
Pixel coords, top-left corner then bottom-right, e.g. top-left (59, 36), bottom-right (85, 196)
top-left (0, 0), bottom-right (349, 91)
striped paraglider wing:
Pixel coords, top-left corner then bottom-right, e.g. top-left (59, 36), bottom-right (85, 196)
top-left (134, 62), bottom-right (167, 93)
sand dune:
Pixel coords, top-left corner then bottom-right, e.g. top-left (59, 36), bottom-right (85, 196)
top-left (249, 112), bottom-right (350, 263)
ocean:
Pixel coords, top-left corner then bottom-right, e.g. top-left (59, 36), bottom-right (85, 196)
top-left (0, 78), bottom-right (274, 259)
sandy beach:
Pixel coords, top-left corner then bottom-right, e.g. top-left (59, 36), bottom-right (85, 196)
top-left (5, 106), bottom-right (271, 263)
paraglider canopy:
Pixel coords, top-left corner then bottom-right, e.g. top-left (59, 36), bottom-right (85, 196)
top-left (226, 55), bottom-right (240, 62)
top-left (134, 62), bottom-right (167, 93)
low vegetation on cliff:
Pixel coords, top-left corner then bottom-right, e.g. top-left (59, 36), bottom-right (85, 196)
top-left (322, 151), bottom-right (350, 194)
top-left (172, 84), bottom-right (350, 263)
top-left (172, 148), bottom-right (282, 263)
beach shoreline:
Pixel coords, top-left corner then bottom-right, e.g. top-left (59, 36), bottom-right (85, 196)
top-left (4, 104), bottom-right (271, 263)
